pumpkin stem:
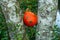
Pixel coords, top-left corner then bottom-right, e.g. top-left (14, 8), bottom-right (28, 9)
top-left (26, 8), bottom-right (31, 12)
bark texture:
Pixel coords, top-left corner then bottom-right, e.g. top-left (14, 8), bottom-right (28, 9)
top-left (36, 0), bottom-right (58, 40)
top-left (0, 0), bottom-right (58, 40)
top-left (0, 0), bottom-right (25, 40)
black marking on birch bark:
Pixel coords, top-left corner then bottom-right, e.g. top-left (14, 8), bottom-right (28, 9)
top-left (40, 14), bottom-right (46, 18)
top-left (44, 24), bottom-right (48, 26)
top-left (39, 21), bottom-right (41, 23)
top-left (46, 10), bottom-right (50, 15)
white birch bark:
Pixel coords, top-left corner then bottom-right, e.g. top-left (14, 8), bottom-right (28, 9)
top-left (36, 0), bottom-right (58, 40)
top-left (0, 0), bottom-right (25, 40)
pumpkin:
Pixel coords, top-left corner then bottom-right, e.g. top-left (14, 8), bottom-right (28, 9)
top-left (23, 11), bottom-right (37, 27)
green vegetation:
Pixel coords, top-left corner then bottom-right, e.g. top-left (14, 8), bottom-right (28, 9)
top-left (18, 0), bottom-right (38, 13)
top-left (0, 0), bottom-right (60, 40)
top-left (52, 25), bottom-right (60, 40)
top-left (0, 6), bottom-right (10, 40)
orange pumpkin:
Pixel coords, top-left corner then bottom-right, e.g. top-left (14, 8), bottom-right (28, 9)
top-left (23, 11), bottom-right (37, 27)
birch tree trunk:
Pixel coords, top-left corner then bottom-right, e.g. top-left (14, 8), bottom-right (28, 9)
top-left (36, 0), bottom-right (58, 40)
top-left (0, 0), bottom-right (58, 40)
top-left (0, 0), bottom-right (27, 40)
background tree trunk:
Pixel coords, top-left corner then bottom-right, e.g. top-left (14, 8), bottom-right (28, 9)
top-left (36, 0), bottom-right (58, 40)
top-left (0, 0), bottom-right (58, 40)
top-left (0, 0), bottom-right (28, 40)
